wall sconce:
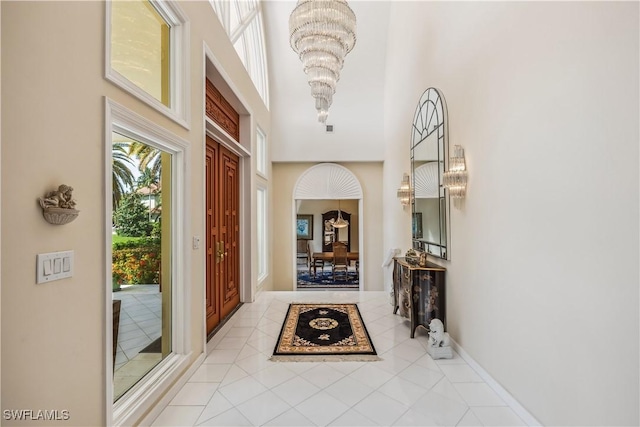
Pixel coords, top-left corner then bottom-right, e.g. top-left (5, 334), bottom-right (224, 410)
top-left (443, 145), bottom-right (467, 199)
top-left (397, 173), bottom-right (412, 208)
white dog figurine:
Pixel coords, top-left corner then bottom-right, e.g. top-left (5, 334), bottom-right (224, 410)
top-left (427, 319), bottom-right (450, 347)
top-left (427, 319), bottom-right (453, 359)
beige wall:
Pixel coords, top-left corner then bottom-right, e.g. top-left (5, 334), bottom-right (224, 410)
top-left (272, 162), bottom-right (383, 291)
top-left (383, 2), bottom-right (639, 425)
top-left (2, 3), bottom-right (110, 424)
top-left (1, 1), bottom-right (269, 425)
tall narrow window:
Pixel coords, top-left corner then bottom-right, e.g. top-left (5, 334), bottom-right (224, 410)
top-left (257, 187), bottom-right (267, 281)
top-left (108, 99), bottom-right (190, 426)
top-left (256, 127), bottom-right (266, 176)
top-left (111, 133), bottom-right (172, 402)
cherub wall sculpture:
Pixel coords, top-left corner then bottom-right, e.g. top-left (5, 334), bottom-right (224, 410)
top-left (39, 184), bottom-right (79, 225)
top-left (39, 184), bottom-right (77, 209)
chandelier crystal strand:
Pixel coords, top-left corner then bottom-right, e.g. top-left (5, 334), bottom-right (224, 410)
top-left (289, 0), bottom-right (357, 123)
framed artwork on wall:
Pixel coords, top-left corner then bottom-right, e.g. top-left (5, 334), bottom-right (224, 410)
top-left (297, 214), bottom-right (313, 240)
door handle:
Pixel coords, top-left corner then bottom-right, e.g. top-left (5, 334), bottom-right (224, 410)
top-left (216, 241), bottom-right (227, 262)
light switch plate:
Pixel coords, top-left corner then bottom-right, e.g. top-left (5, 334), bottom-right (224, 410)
top-left (37, 250), bottom-right (74, 284)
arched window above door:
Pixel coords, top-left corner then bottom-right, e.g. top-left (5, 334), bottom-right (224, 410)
top-left (293, 163), bottom-right (363, 200)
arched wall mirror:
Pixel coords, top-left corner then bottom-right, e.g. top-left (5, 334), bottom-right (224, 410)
top-left (411, 88), bottom-right (450, 259)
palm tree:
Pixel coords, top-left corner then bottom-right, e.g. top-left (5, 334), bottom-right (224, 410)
top-left (137, 167), bottom-right (160, 221)
top-left (128, 142), bottom-right (161, 178)
top-left (112, 142), bottom-right (135, 210)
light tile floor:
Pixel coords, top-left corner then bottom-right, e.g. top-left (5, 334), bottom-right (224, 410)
top-left (149, 291), bottom-right (528, 427)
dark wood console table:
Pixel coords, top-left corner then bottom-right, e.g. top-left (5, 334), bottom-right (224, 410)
top-left (393, 257), bottom-right (446, 338)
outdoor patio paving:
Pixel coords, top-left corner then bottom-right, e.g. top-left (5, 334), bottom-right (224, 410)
top-left (113, 284), bottom-right (162, 400)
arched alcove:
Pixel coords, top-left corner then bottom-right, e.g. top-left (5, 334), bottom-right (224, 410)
top-left (292, 163), bottom-right (364, 290)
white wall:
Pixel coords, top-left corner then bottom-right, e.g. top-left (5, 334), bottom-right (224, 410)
top-left (383, 2), bottom-right (639, 425)
top-left (265, 1), bottom-right (389, 162)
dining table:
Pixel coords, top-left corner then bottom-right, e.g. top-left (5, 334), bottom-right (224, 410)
top-left (311, 252), bottom-right (359, 276)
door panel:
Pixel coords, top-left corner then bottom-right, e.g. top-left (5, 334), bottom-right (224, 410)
top-left (205, 138), bottom-right (220, 333)
top-left (205, 138), bottom-right (241, 336)
top-left (220, 146), bottom-right (240, 319)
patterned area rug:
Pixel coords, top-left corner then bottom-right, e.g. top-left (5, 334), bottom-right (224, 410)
top-left (297, 270), bottom-right (359, 289)
top-left (271, 303), bottom-right (379, 362)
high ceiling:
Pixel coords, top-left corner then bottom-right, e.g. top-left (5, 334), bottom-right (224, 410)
top-left (261, 1), bottom-right (391, 162)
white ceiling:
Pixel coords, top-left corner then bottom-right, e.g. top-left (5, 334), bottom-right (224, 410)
top-left (262, 1), bottom-right (391, 162)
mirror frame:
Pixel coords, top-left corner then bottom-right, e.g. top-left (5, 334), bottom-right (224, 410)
top-left (410, 88), bottom-right (450, 260)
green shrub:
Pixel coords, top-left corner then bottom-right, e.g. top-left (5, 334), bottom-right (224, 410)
top-left (112, 237), bottom-right (161, 284)
top-left (112, 235), bottom-right (143, 245)
top-left (113, 236), bottom-right (159, 251)
top-left (151, 221), bottom-right (162, 239)
top-left (114, 193), bottom-right (152, 237)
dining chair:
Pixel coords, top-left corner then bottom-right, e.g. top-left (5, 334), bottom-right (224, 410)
top-left (332, 242), bottom-right (349, 281)
top-left (308, 241), bottom-right (325, 277)
top-left (296, 239), bottom-right (308, 265)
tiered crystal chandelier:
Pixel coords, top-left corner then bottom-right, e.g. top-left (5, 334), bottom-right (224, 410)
top-left (289, 0), bottom-right (357, 123)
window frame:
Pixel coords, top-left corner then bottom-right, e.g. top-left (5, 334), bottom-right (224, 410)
top-left (256, 185), bottom-right (268, 283)
top-left (256, 126), bottom-right (267, 177)
top-left (105, 98), bottom-right (192, 426)
top-left (208, 0), bottom-right (269, 107)
top-left (105, 0), bottom-right (191, 129)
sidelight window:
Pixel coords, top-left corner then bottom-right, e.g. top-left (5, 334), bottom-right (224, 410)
top-left (107, 99), bottom-right (190, 426)
top-left (257, 186), bottom-right (268, 282)
top-left (256, 127), bottom-right (267, 176)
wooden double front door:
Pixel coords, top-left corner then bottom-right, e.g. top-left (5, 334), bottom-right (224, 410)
top-left (206, 136), bottom-right (240, 336)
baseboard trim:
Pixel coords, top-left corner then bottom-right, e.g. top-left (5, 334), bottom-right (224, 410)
top-left (206, 305), bottom-right (244, 354)
top-left (206, 303), bottom-right (243, 343)
top-left (450, 338), bottom-right (542, 427)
